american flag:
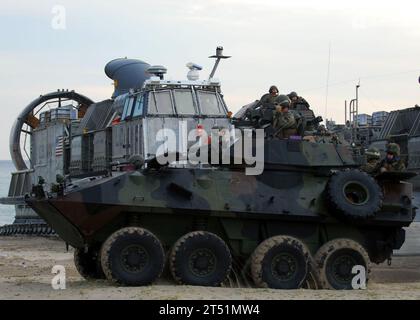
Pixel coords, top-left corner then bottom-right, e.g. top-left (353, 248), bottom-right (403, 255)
top-left (55, 136), bottom-right (64, 157)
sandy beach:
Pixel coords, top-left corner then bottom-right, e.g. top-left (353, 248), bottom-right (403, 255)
top-left (0, 236), bottom-right (419, 300)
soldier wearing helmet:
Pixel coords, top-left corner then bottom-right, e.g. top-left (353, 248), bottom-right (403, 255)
top-left (379, 143), bottom-right (405, 173)
top-left (361, 147), bottom-right (381, 175)
top-left (272, 96), bottom-right (299, 139)
top-left (260, 86), bottom-right (281, 106)
top-left (288, 91), bottom-right (310, 111)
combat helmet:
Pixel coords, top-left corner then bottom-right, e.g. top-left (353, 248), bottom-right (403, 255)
top-left (277, 94), bottom-right (291, 108)
top-left (365, 147), bottom-right (380, 160)
top-left (269, 86), bottom-right (279, 94)
top-left (288, 91), bottom-right (298, 99)
top-left (386, 143), bottom-right (400, 156)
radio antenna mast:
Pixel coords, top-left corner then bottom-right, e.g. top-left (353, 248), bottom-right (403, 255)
top-left (324, 42), bottom-right (332, 120)
top-left (209, 46), bottom-right (231, 79)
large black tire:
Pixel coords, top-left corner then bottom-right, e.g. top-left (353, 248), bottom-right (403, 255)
top-left (251, 236), bottom-right (310, 289)
top-left (327, 170), bottom-right (382, 220)
top-left (314, 238), bottom-right (371, 290)
top-left (100, 227), bottom-right (165, 286)
top-left (170, 231), bottom-right (232, 287)
top-left (74, 247), bottom-right (105, 280)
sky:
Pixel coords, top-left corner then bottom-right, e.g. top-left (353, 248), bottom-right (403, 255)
top-left (0, 0), bottom-right (419, 159)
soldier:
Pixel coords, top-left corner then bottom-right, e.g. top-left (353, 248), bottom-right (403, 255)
top-left (379, 143), bottom-right (406, 173)
top-left (272, 98), bottom-right (298, 139)
top-left (361, 147), bottom-right (381, 175)
top-left (288, 91), bottom-right (310, 111)
top-left (260, 86), bottom-right (280, 106)
top-left (317, 124), bottom-right (328, 135)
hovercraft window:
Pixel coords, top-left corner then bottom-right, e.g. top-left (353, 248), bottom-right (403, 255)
top-left (197, 91), bottom-right (225, 116)
top-left (173, 90), bottom-right (197, 115)
top-left (148, 91), bottom-right (174, 115)
top-left (122, 97), bottom-right (135, 120)
top-left (132, 95), bottom-right (144, 118)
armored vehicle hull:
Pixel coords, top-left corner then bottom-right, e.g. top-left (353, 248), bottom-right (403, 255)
top-left (26, 139), bottom-right (415, 290)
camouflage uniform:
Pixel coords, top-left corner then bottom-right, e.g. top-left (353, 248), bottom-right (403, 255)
top-left (288, 92), bottom-right (311, 111)
top-left (361, 148), bottom-right (381, 175)
top-left (260, 93), bottom-right (280, 105)
top-left (292, 97), bottom-right (310, 111)
top-left (260, 86), bottom-right (280, 106)
top-left (380, 143), bottom-right (406, 173)
top-left (273, 110), bottom-right (297, 138)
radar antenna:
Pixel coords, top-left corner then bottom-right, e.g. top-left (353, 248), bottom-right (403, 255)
top-left (208, 46), bottom-right (231, 79)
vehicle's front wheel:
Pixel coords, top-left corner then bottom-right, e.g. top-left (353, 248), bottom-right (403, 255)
top-left (100, 227), bottom-right (165, 286)
top-left (74, 246), bottom-right (105, 280)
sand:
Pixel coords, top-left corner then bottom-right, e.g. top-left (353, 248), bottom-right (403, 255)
top-left (0, 236), bottom-right (420, 300)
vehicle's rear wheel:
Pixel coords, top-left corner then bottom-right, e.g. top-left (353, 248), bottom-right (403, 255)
top-left (74, 246), bottom-right (105, 280)
top-left (251, 235), bottom-right (310, 289)
top-left (314, 238), bottom-right (370, 290)
top-left (101, 227), bottom-right (165, 286)
top-left (170, 231), bottom-right (232, 287)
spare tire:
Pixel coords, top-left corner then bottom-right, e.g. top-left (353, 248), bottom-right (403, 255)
top-left (326, 170), bottom-right (382, 220)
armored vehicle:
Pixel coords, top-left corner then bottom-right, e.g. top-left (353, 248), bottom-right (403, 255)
top-left (24, 49), bottom-right (416, 290)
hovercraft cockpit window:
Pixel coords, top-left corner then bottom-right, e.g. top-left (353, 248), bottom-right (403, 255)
top-left (132, 95), bottom-right (144, 117)
top-left (197, 91), bottom-right (225, 116)
top-left (173, 89), bottom-right (197, 115)
top-left (148, 91), bottom-right (174, 115)
top-left (122, 96), bottom-right (135, 120)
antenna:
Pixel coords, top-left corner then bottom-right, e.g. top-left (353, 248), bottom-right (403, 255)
top-left (208, 46), bottom-right (231, 79)
top-left (349, 81), bottom-right (361, 143)
top-left (345, 100), bottom-right (347, 125)
top-left (324, 42), bottom-right (332, 121)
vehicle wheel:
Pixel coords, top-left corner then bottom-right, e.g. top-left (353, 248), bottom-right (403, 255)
top-left (314, 238), bottom-right (370, 290)
top-left (170, 231), bottom-right (232, 287)
top-left (74, 247), bottom-right (105, 280)
top-left (101, 227), bottom-right (165, 286)
top-left (327, 170), bottom-right (382, 220)
top-left (251, 235), bottom-right (310, 289)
